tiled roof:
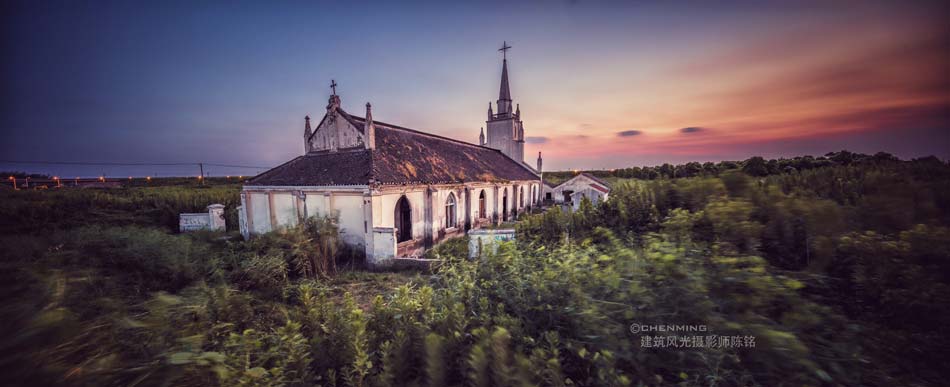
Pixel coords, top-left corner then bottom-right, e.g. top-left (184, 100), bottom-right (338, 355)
top-left (246, 150), bottom-right (373, 186)
top-left (247, 109), bottom-right (539, 186)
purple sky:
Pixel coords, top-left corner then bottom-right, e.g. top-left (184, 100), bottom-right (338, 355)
top-left (2, 0), bottom-right (948, 177)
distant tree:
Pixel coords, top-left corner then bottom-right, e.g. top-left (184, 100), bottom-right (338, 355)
top-left (742, 156), bottom-right (769, 176)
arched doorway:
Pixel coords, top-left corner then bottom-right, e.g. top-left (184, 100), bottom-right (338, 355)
top-left (395, 196), bottom-right (412, 242)
top-left (478, 190), bottom-right (486, 219)
top-left (502, 188), bottom-right (509, 222)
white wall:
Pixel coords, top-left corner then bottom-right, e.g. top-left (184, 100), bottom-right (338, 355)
top-left (249, 193), bottom-right (271, 234)
top-left (334, 195), bottom-right (365, 246)
top-left (272, 193), bottom-right (298, 228)
top-left (244, 188), bottom-right (370, 251)
top-left (304, 193), bottom-right (328, 218)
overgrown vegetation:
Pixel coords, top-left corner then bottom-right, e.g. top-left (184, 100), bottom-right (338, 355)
top-left (1, 155), bottom-right (948, 386)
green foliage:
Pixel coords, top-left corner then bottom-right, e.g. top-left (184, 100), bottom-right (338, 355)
top-left (3, 155), bottom-right (949, 386)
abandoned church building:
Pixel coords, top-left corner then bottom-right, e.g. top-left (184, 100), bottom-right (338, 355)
top-left (239, 50), bottom-right (544, 266)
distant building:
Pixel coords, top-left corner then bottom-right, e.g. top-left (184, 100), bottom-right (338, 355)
top-left (543, 173), bottom-right (611, 210)
top-left (240, 48), bottom-right (541, 267)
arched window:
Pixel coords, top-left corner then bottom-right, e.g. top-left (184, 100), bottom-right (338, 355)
top-left (478, 190), bottom-right (486, 219)
top-left (394, 195), bottom-right (412, 242)
top-left (445, 193), bottom-right (457, 228)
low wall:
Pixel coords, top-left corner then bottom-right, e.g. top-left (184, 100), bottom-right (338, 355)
top-left (370, 227), bottom-right (397, 268)
top-left (179, 204), bottom-right (226, 232)
top-left (467, 228), bottom-right (516, 259)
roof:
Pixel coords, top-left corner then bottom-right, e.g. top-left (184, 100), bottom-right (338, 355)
top-left (245, 150), bottom-right (373, 186)
top-left (590, 183), bottom-right (610, 194)
top-left (545, 172), bottom-right (612, 191)
top-left (247, 108), bottom-right (539, 186)
top-left (579, 173), bottom-right (611, 187)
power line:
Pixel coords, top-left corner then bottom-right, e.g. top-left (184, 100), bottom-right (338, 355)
top-left (203, 163), bottom-right (273, 169)
top-left (0, 160), bottom-right (271, 169)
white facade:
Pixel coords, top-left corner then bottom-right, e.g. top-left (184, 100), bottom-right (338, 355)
top-left (240, 181), bottom-right (540, 267)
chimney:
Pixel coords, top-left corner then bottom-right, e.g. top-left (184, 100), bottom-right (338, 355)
top-left (479, 127), bottom-right (485, 145)
top-left (365, 102), bottom-right (376, 150)
top-left (537, 151), bottom-right (543, 172)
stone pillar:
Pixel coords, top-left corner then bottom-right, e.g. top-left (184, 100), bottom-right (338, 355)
top-left (423, 187), bottom-right (434, 249)
top-left (363, 193), bottom-right (375, 263)
top-left (207, 204), bottom-right (226, 231)
top-left (492, 185), bottom-right (499, 224)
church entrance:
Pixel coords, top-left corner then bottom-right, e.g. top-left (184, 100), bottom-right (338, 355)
top-left (395, 196), bottom-right (412, 242)
top-left (502, 189), bottom-right (509, 222)
top-left (478, 190), bottom-right (486, 219)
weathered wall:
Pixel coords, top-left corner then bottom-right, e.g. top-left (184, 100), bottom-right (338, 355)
top-left (372, 227), bottom-right (396, 265)
top-left (307, 111), bottom-right (364, 152)
top-left (468, 228), bottom-right (516, 259)
top-left (242, 179), bottom-right (539, 263)
top-left (249, 193), bottom-right (271, 234)
top-left (304, 193), bottom-right (328, 218)
top-left (333, 194), bottom-right (365, 247)
top-left (272, 193), bottom-right (298, 228)
top-left (571, 188), bottom-right (607, 210)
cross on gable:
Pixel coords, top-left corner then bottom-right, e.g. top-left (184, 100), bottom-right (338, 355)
top-left (330, 79), bottom-right (338, 95)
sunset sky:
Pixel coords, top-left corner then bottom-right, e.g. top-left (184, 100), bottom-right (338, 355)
top-left (3, 0), bottom-right (948, 176)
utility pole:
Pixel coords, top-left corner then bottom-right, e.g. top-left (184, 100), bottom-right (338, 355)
top-left (199, 163), bottom-right (205, 185)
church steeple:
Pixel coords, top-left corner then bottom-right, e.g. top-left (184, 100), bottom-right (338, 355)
top-left (496, 41), bottom-right (513, 115)
top-left (484, 41), bottom-right (526, 164)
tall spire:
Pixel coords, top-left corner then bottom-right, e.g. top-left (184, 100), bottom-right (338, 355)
top-left (496, 41), bottom-right (513, 115)
top-left (499, 58), bottom-right (511, 102)
top-left (479, 127), bottom-right (485, 145)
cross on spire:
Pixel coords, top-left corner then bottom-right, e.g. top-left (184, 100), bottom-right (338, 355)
top-left (498, 41), bottom-right (512, 60)
top-left (330, 79), bottom-right (338, 95)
